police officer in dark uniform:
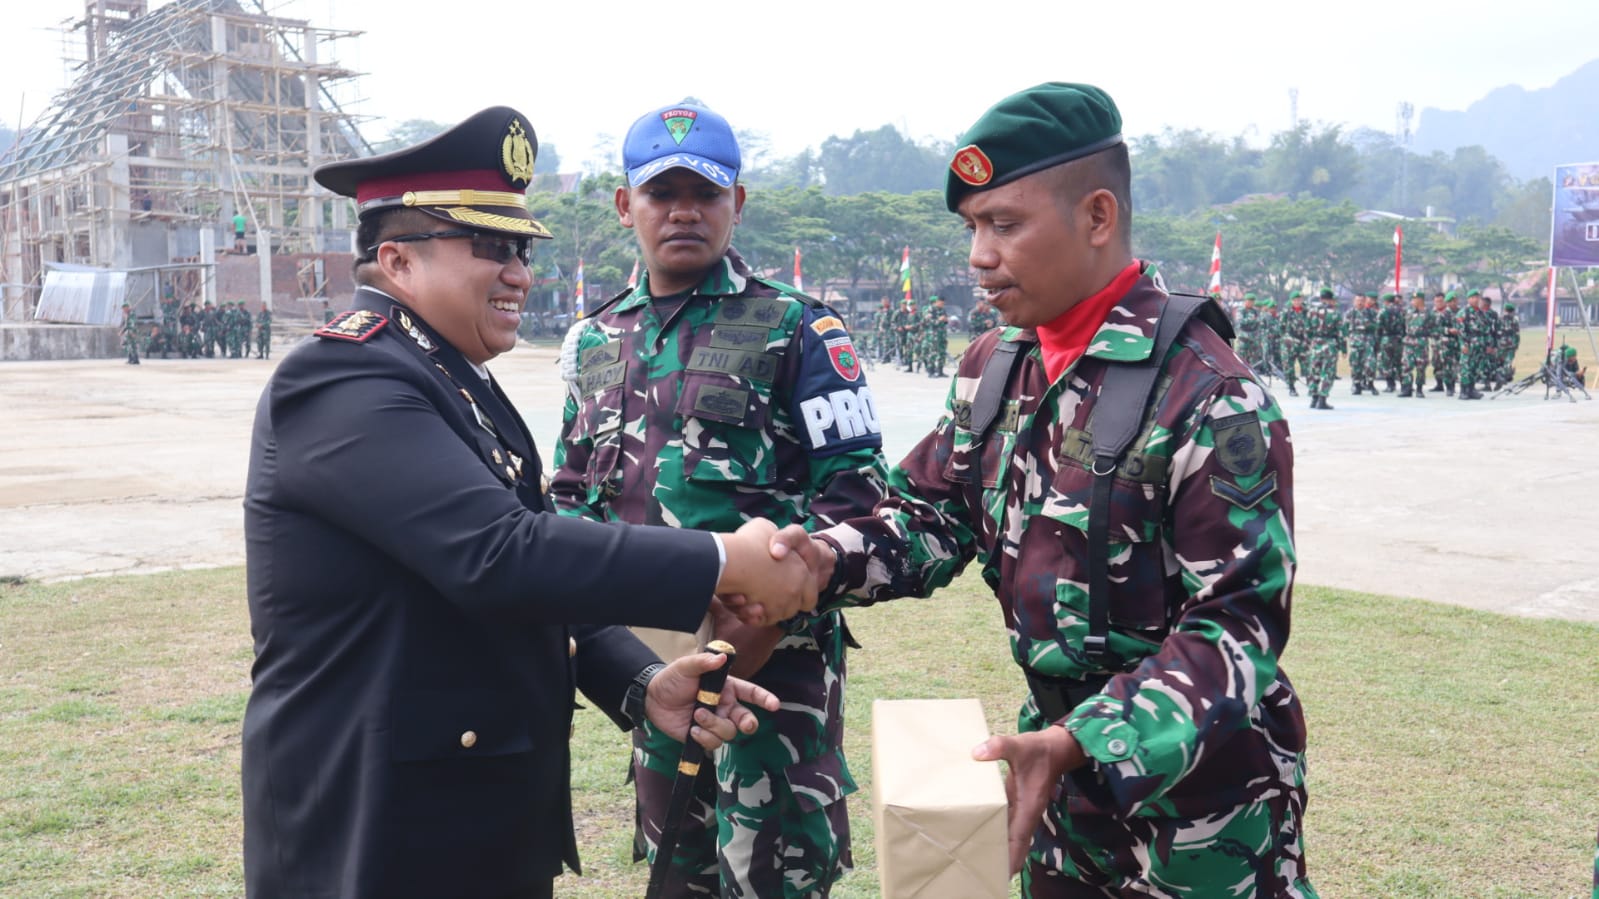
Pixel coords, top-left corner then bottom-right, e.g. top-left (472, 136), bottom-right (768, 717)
top-left (242, 106), bottom-right (818, 899)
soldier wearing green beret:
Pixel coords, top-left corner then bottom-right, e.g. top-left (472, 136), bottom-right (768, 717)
top-left (1235, 292), bottom-right (1263, 371)
top-left (1307, 287), bottom-right (1342, 408)
top-left (1496, 300), bottom-right (1520, 384)
top-left (787, 82), bottom-right (1314, 896)
top-left (1400, 292), bottom-right (1434, 397)
top-left (1439, 292), bottom-right (1464, 395)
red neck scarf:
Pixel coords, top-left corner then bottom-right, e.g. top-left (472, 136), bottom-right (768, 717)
top-left (1035, 261), bottom-right (1142, 382)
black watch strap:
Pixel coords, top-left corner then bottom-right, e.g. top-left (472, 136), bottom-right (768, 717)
top-left (622, 662), bottom-right (667, 729)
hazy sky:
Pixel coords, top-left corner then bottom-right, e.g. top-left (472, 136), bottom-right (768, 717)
top-left (4, 0), bottom-right (1596, 173)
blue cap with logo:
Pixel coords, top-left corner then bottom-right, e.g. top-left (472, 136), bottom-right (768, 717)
top-left (623, 102), bottom-right (741, 189)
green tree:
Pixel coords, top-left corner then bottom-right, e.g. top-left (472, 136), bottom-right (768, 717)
top-left (816, 125), bottom-right (948, 195)
top-left (1262, 123), bottom-right (1362, 202)
top-left (524, 173), bottom-right (632, 315)
top-left (1456, 224), bottom-right (1543, 300)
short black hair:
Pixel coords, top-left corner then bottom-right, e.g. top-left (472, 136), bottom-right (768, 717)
top-left (353, 208), bottom-right (443, 281)
top-left (1047, 142), bottom-right (1132, 245)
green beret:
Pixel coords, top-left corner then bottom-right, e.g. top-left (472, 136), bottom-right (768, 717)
top-left (1412, 290), bottom-right (1426, 299)
top-left (1289, 290), bottom-right (1303, 300)
top-left (1504, 302), bottom-right (1516, 311)
top-left (1244, 292), bottom-right (1257, 301)
top-left (1446, 291), bottom-right (1458, 301)
top-left (1565, 346), bottom-right (1577, 357)
top-left (945, 82), bottom-right (1123, 212)
top-left (1260, 299), bottom-right (1276, 308)
top-left (1381, 292), bottom-right (1397, 301)
top-left (1318, 287), bottom-right (1335, 299)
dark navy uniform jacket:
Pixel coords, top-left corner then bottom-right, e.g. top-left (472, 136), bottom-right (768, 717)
top-left (243, 287), bottom-right (720, 897)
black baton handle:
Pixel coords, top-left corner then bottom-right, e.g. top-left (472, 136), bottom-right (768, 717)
top-left (645, 640), bottom-right (737, 899)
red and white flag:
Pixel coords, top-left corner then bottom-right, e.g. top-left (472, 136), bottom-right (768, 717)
top-left (1393, 226), bottom-right (1403, 296)
top-left (1207, 232), bottom-right (1222, 296)
top-left (794, 246), bottom-right (803, 293)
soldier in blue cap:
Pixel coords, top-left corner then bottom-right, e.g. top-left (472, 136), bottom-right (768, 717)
top-left (553, 100), bottom-right (887, 899)
top-left (241, 106), bottom-right (821, 899)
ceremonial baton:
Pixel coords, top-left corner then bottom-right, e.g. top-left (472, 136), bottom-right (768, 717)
top-left (645, 639), bottom-right (737, 899)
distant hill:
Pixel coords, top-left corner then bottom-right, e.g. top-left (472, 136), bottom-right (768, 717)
top-left (1415, 57), bottom-right (1599, 182)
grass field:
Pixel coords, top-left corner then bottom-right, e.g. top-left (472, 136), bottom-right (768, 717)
top-left (2, 569), bottom-right (1595, 897)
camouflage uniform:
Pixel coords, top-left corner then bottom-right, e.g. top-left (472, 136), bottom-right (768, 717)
top-left (159, 294), bottom-right (181, 358)
top-left (919, 300), bottom-right (949, 377)
top-left (1279, 298), bottom-right (1309, 396)
top-left (1234, 300), bottom-right (1262, 370)
top-left (969, 301), bottom-right (1000, 336)
top-left (1307, 296), bottom-right (1343, 408)
top-left (180, 303), bottom-right (201, 358)
top-left (815, 267), bottom-right (1313, 896)
top-left (256, 307), bottom-right (273, 359)
top-left (1436, 299), bottom-right (1462, 394)
top-left (1261, 301), bottom-right (1283, 373)
top-left (120, 304), bottom-right (140, 365)
top-left (1496, 305), bottom-right (1520, 384)
top-left (872, 299), bottom-right (895, 363)
top-left (552, 249), bottom-right (888, 898)
top-left (201, 302), bottom-right (221, 357)
top-left (1401, 299), bottom-right (1434, 398)
top-left (1345, 299), bottom-right (1379, 394)
top-left (1458, 297), bottom-right (1492, 397)
top-left (1377, 297), bottom-right (1405, 391)
top-left (894, 298), bottom-right (919, 371)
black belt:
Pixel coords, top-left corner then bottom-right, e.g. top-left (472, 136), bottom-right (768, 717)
top-left (1023, 668), bottom-right (1111, 723)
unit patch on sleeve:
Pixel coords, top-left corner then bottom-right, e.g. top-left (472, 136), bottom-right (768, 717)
top-left (1210, 411), bottom-right (1266, 477)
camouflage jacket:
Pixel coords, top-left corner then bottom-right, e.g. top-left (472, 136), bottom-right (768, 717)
top-left (1378, 305), bottom-right (1406, 338)
top-left (1235, 306), bottom-right (1262, 339)
top-left (1347, 304), bottom-right (1379, 341)
top-left (1280, 305), bottom-right (1310, 343)
top-left (815, 266), bottom-right (1304, 819)
top-left (1404, 308), bottom-right (1435, 343)
top-left (550, 249), bottom-right (889, 778)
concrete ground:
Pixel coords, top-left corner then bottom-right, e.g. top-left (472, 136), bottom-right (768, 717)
top-left (2, 337), bottom-right (1596, 622)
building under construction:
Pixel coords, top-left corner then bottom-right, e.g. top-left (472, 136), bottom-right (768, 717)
top-left (0, 0), bottom-right (372, 348)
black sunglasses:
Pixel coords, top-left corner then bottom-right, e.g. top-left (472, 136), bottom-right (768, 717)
top-left (371, 229), bottom-right (532, 266)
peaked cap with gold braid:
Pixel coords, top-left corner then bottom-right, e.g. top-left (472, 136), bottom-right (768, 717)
top-left (314, 106), bottom-right (552, 239)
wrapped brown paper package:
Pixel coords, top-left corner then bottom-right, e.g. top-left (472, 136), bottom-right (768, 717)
top-left (871, 698), bottom-right (1008, 898)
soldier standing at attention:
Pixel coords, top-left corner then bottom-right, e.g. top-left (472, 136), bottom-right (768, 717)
top-left (1438, 291), bottom-right (1464, 396)
top-left (921, 295), bottom-right (949, 377)
top-left (1428, 292), bottom-right (1451, 392)
top-left (1280, 289), bottom-right (1308, 397)
top-left (1260, 296), bottom-right (1282, 374)
top-left (1497, 300), bottom-right (1520, 385)
top-left (1347, 292), bottom-right (1379, 395)
top-left (895, 295), bottom-right (920, 372)
top-left (1377, 291), bottom-right (1405, 392)
top-left (970, 297), bottom-right (1000, 335)
top-left (120, 301), bottom-right (141, 365)
top-left (1234, 292), bottom-right (1262, 369)
top-left (1307, 287), bottom-right (1342, 409)
top-left (1457, 289), bottom-right (1490, 399)
top-left (551, 102), bottom-right (888, 899)
top-left (782, 82), bottom-right (1313, 896)
top-left (256, 305), bottom-right (272, 359)
top-left (1400, 291), bottom-right (1433, 398)
top-left (243, 106), bottom-right (815, 899)
top-left (873, 296), bottom-right (895, 363)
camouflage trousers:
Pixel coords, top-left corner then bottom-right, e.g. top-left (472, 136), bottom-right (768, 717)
top-left (1348, 340), bottom-right (1376, 384)
top-left (1280, 341), bottom-right (1305, 386)
top-left (1016, 709), bottom-right (1316, 898)
top-left (1307, 340), bottom-right (1339, 398)
top-left (1402, 340), bottom-right (1429, 392)
top-left (1460, 344), bottom-right (1491, 389)
top-left (1235, 336), bottom-right (1262, 370)
top-left (920, 339), bottom-right (948, 376)
top-left (634, 637), bottom-right (855, 899)
top-left (1435, 342), bottom-right (1460, 386)
top-left (1379, 338), bottom-right (1404, 382)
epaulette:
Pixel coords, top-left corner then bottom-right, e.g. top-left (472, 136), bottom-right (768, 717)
top-left (314, 309), bottom-right (387, 343)
top-left (751, 275), bottom-right (827, 309)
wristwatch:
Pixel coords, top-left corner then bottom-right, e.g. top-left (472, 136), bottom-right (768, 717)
top-left (622, 662), bottom-right (667, 730)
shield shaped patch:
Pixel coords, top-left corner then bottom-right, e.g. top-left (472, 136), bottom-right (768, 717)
top-left (826, 337), bottom-right (861, 381)
top-left (1211, 411), bottom-right (1266, 477)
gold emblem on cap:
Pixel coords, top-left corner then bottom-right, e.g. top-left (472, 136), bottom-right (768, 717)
top-left (952, 144), bottom-right (994, 186)
top-left (501, 119), bottom-right (535, 187)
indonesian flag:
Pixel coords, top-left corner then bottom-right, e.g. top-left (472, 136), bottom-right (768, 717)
top-left (1207, 232), bottom-right (1222, 296)
top-left (626, 256), bottom-right (639, 289)
top-left (574, 258), bottom-right (585, 319)
top-left (1393, 226), bottom-right (1403, 296)
top-left (900, 246), bottom-right (912, 300)
top-left (794, 246), bottom-right (803, 293)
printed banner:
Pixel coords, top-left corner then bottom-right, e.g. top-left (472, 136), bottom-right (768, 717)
top-left (1550, 162), bottom-right (1599, 267)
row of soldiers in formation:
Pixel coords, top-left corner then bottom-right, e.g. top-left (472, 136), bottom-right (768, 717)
top-left (120, 296), bottom-right (272, 364)
top-left (1232, 287), bottom-right (1521, 410)
top-left (859, 295), bottom-right (970, 377)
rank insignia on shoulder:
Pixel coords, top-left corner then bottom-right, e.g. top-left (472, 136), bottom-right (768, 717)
top-left (315, 310), bottom-right (387, 342)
